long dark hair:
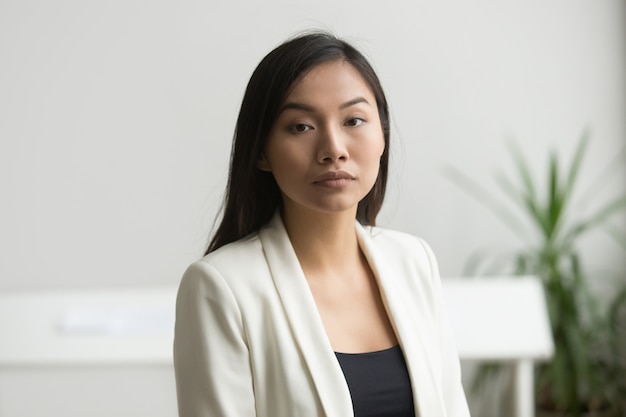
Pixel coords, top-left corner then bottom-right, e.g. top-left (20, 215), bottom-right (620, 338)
top-left (207, 31), bottom-right (391, 254)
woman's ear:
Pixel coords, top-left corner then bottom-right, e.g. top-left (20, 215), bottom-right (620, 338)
top-left (257, 153), bottom-right (272, 172)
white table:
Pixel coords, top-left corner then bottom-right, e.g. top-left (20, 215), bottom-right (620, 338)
top-left (0, 286), bottom-right (176, 365)
top-left (0, 287), bottom-right (178, 417)
top-left (0, 278), bottom-right (553, 417)
top-left (442, 276), bottom-right (555, 417)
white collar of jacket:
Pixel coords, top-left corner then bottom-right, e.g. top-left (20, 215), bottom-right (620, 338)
top-left (259, 212), bottom-right (449, 417)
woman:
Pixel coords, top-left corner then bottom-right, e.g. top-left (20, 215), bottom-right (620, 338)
top-left (174, 31), bottom-right (470, 417)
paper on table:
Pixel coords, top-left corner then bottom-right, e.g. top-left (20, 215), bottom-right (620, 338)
top-left (57, 306), bottom-right (175, 336)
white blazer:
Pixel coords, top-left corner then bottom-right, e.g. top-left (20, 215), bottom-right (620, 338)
top-left (174, 213), bottom-right (470, 417)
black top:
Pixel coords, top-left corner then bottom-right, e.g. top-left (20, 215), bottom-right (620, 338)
top-left (335, 345), bottom-right (415, 417)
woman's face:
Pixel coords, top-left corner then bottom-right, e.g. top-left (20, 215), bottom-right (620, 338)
top-left (258, 60), bottom-right (385, 219)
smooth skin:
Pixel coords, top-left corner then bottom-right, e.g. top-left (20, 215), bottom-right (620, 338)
top-left (258, 61), bottom-right (397, 353)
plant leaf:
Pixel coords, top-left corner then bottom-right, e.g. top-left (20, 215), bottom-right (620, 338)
top-left (562, 195), bottom-right (626, 249)
top-left (547, 150), bottom-right (563, 240)
top-left (563, 129), bottom-right (590, 205)
top-left (575, 136), bottom-right (625, 212)
top-left (602, 224), bottom-right (626, 250)
top-left (443, 165), bottom-right (529, 239)
top-left (505, 138), bottom-right (537, 204)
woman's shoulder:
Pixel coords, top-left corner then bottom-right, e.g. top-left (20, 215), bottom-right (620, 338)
top-left (360, 223), bottom-right (434, 254)
top-left (200, 232), bottom-right (263, 265)
top-left (358, 223), bottom-right (440, 274)
top-left (180, 232), bottom-right (267, 290)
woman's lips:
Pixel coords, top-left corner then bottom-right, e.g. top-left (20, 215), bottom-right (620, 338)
top-left (313, 171), bottom-right (355, 188)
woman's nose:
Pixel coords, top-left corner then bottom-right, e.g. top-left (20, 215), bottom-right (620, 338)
top-left (317, 125), bottom-right (348, 163)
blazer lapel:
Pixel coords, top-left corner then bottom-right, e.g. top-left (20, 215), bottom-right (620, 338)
top-left (260, 213), bottom-right (448, 417)
top-left (356, 224), bottom-right (448, 417)
top-left (259, 213), bottom-right (353, 417)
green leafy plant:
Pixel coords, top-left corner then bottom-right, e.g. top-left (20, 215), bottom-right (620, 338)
top-left (446, 131), bottom-right (626, 416)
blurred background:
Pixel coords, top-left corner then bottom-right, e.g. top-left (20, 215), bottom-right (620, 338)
top-left (1, 0), bottom-right (624, 416)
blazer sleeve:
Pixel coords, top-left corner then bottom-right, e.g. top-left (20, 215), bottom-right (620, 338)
top-left (173, 261), bottom-right (256, 417)
top-left (418, 238), bottom-right (471, 417)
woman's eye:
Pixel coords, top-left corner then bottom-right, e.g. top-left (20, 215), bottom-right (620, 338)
top-left (345, 117), bottom-right (365, 127)
top-left (289, 123), bottom-right (312, 133)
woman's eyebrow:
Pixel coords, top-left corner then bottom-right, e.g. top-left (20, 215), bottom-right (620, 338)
top-left (279, 96), bottom-right (370, 114)
top-left (279, 102), bottom-right (315, 114)
top-left (339, 96), bottom-right (369, 109)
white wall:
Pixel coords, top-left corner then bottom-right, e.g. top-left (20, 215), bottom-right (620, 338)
top-left (1, 0), bottom-right (624, 290)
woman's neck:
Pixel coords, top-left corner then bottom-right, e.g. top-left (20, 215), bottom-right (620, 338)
top-left (281, 208), bottom-right (361, 277)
